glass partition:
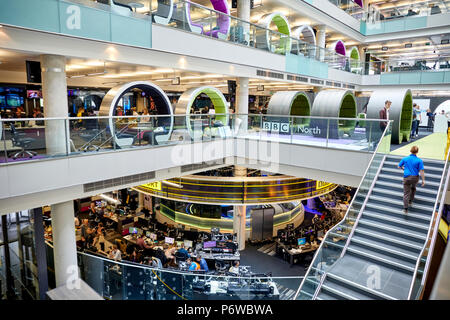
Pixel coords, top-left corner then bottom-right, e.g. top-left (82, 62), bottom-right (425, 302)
top-left (294, 121), bottom-right (392, 300)
top-left (76, 250), bottom-right (303, 300)
top-left (0, 115), bottom-right (391, 166)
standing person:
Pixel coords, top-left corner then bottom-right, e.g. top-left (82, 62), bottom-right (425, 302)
top-left (372, 100), bottom-right (391, 148)
top-left (411, 104), bottom-right (421, 138)
top-left (398, 146), bottom-right (426, 214)
top-left (379, 100), bottom-right (391, 132)
top-left (426, 108), bottom-right (434, 132)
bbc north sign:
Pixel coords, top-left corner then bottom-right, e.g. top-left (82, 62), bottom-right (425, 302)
top-left (262, 121), bottom-right (321, 135)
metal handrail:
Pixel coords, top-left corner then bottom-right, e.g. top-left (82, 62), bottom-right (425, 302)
top-left (292, 121), bottom-right (392, 300)
top-left (338, 154), bottom-right (386, 258)
top-left (407, 146), bottom-right (450, 299)
top-left (0, 114), bottom-right (390, 122)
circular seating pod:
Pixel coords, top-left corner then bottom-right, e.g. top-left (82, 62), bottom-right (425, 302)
top-left (267, 91), bottom-right (311, 132)
top-left (152, 0), bottom-right (174, 25)
top-left (174, 86), bottom-right (229, 139)
top-left (347, 46), bottom-right (361, 72)
top-left (257, 12), bottom-right (291, 54)
top-left (330, 40), bottom-right (346, 56)
top-left (366, 89), bottom-right (413, 144)
top-left (292, 25), bottom-right (316, 57)
top-left (99, 81), bottom-right (173, 148)
top-left (311, 90), bottom-right (357, 139)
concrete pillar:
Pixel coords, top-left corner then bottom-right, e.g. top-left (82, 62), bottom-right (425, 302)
top-left (235, 77), bottom-right (249, 133)
top-left (316, 25), bottom-right (326, 62)
top-left (51, 200), bottom-right (79, 288)
top-left (233, 205), bottom-right (247, 251)
top-left (138, 192), bottom-right (145, 211)
top-left (237, 0), bottom-right (251, 41)
top-left (41, 55), bottom-right (69, 156)
top-left (233, 165), bottom-right (247, 250)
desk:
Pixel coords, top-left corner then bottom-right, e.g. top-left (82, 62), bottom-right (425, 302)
top-left (276, 240), bottom-right (319, 266)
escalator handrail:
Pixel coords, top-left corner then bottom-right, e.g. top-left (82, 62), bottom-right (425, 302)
top-left (407, 146), bottom-right (450, 299)
top-left (292, 121), bottom-right (392, 300)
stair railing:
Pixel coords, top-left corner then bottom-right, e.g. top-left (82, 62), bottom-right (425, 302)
top-left (293, 120), bottom-right (392, 300)
top-left (407, 146), bottom-right (450, 299)
top-left (338, 155), bottom-right (386, 258)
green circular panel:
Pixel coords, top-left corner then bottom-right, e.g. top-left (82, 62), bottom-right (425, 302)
top-left (175, 86), bottom-right (229, 138)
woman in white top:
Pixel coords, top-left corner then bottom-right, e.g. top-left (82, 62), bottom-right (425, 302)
top-left (228, 261), bottom-right (240, 274)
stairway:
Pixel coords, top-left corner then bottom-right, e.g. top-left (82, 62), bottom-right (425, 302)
top-left (299, 155), bottom-right (445, 300)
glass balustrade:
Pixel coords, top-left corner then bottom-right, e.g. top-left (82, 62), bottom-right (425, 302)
top-left (294, 121), bottom-right (392, 299)
top-left (364, 0), bottom-right (449, 22)
top-left (365, 56), bottom-right (450, 75)
top-left (0, 115), bottom-right (392, 165)
top-left (43, 248), bottom-right (304, 300)
top-left (68, 0), bottom-right (361, 73)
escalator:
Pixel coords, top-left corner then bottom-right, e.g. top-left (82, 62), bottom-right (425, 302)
top-left (295, 153), bottom-right (449, 300)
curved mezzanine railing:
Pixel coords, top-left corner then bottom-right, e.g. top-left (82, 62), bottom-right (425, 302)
top-left (44, 241), bottom-right (303, 300)
top-left (0, 114), bottom-right (390, 166)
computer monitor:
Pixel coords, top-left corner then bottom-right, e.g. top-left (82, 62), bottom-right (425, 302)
top-left (203, 240), bottom-right (216, 249)
top-left (165, 237), bottom-right (174, 244)
top-left (184, 240), bottom-right (193, 248)
top-left (129, 227), bottom-right (138, 235)
top-left (298, 238), bottom-right (306, 246)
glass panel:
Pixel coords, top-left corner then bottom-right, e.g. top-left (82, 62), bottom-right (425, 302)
top-left (295, 122), bottom-right (392, 299)
top-left (76, 250), bottom-right (303, 300)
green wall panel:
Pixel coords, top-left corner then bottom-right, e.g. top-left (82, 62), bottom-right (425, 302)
top-left (0, 0), bottom-right (152, 49)
top-left (380, 73), bottom-right (400, 84)
top-left (59, 2), bottom-right (111, 41)
top-left (111, 15), bottom-right (151, 47)
top-left (383, 19), bottom-right (405, 33)
top-left (399, 72), bottom-right (421, 84)
top-left (0, 0), bottom-right (59, 33)
top-left (444, 71), bottom-right (450, 83)
top-left (404, 16), bottom-right (427, 30)
top-left (421, 71), bottom-right (445, 84)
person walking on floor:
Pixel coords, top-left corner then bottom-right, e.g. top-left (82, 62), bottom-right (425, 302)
top-left (398, 146), bottom-right (426, 214)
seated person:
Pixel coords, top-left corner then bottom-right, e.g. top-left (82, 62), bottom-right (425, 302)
top-left (164, 245), bottom-right (177, 266)
top-left (196, 255), bottom-right (209, 272)
top-left (108, 245), bottom-right (122, 261)
top-left (228, 261), bottom-right (240, 274)
top-left (128, 248), bottom-right (143, 264)
top-left (176, 243), bottom-right (190, 258)
top-left (136, 234), bottom-right (152, 249)
top-left (187, 257), bottom-right (200, 271)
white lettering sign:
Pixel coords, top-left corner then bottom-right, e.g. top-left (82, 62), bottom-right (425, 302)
top-left (66, 5), bottom-right (81, 30)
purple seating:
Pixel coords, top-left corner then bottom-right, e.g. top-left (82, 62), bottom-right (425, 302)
top-left (186, 1), bottom-right (204, 34)
top-left (203, 0), bottom-right (230, 39)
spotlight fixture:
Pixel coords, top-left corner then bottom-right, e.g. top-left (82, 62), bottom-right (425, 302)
top-left (381, 46), bottom-right (388, 51)
top-left (404, 43), bottom-right (412, 48)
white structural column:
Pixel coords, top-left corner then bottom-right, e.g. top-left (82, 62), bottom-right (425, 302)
top-left (41, 55), bottom-right (69, 156)
top-left (316, 25), bottom-right (326, 62)
top-left (237, 0), bottom-right (251, 40)
top-left (51, 200), bottom-right (79, 288)
top-left (235, 1), bottom-right (251, 133)
top-left (138, 192), bottom-right (145, 211)
top-left (235, 77), bottom-right (249, 132)
top-left (233, 165), bottom-right (247, 251)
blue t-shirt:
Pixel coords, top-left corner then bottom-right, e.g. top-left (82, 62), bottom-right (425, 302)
top-left (199, 258), bottom-right (209, 272)
top-left (398, 154), bottom-right (424, 177)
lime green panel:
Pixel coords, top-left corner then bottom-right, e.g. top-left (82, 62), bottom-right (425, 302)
top-left (290, 93), bottom-right (311, 126)
top-left (339, 94), bottom-right (357, 133)
top-left (399, 91), bottom-right (413, 142)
